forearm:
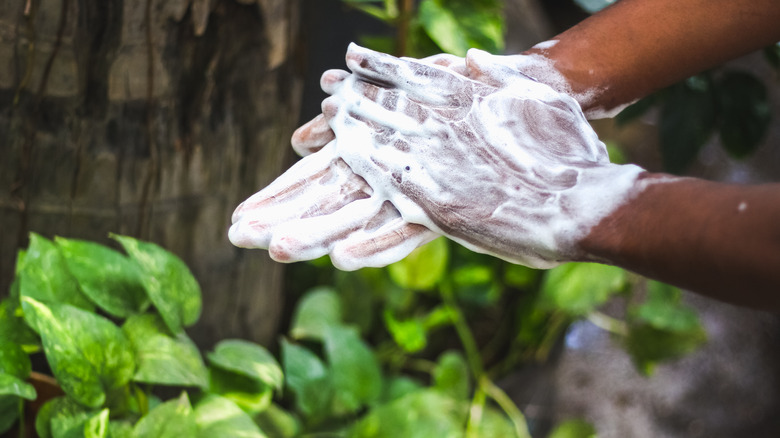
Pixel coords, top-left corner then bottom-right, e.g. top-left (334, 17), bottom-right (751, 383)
top-left (581, 175), bottom-right (780, 310)
top-left (524, 0), bottom-right (780, 116)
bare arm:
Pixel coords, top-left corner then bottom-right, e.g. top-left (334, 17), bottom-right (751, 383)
top-left (581, 177), bottom-right (780, 310)
top-left (524, 0), bottom-right (780, 308)
top-left (521, 0), bottom-right (780, 116)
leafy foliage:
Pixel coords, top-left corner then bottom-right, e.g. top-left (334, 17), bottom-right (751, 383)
top-left (0, 234), bottom-right (285, 437)
top-left (342, 0), bottom-right (504, 57)
top-left (0, 230), bottom-right (707, 437)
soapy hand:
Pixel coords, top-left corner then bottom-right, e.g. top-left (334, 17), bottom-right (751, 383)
top-left (291, 52), bottom-right (467, 157)
top-left (231, 44), bottom-right (644, 269)
top-left (228, 140), bottom-right (438, 270)
top-left (318, 44), bottom-right (646, 267)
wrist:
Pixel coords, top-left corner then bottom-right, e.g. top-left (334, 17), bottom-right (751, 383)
top-left (564, 164), bottom-right (653, 263)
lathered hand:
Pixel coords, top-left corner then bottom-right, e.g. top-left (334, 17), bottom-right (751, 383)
top-left (291, 53), bottom-right (467, 157)
top-left (228, 141), bottom-right (438, 270)
top-left (230, 44), bottom-right (644, 270)
top-left (229, 53), bottom-right (464, 270)
top-left (319, 44), bottom-right (644, 268)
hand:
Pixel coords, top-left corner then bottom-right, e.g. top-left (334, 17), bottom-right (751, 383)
top-left (229, 136), bottom-right (438, 271)
top-left (319, 44), bottom-right (644, 268)
top-left (462, 45), bottom-right (625, 119)
top-left (291, 52), bottom-right (468, 157)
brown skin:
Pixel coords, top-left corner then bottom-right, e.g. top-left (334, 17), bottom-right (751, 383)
top-left (531, 0), bottom-right (780, 309)
top-left (530, 0), bottom-right (780, 115)
top-left (581, 176), bottom-right (780, 310)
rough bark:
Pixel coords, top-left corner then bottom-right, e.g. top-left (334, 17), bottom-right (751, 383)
top-left (0, 0), bottom-right (302, 347)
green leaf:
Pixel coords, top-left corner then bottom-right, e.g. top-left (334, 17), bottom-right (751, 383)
top-left (0, 374), bottom-right (35, 400)
top-left (194, 394), bottom-right (268, 438)
top-left (433, 351), bottom-right (470, 400)
top-left (605, 141), bottom-right (628, 165)
top-left (208, 366), bottom-right (273, 415)
top-left (122, 314), bottom-right (208, 388)
top-left (423, 305), bottom-right (453, 329)
top-left (289, 287), bottom-right (342, 341)
top-left (207, 339), bottom-right (282, 390)
top-left (280, 339), bottom-right (332, 418)
top-left (388, 237), bottom-right (449, 290)
top-left (634, 281), bottom-right (700, 332)
top-left (549, 419), bottom-right (597, 438)
top-left (348, 389), bottom-right (463, 438)
top-left (21, 297), bottom-right (135, 408)
top-left (36, 396), bottom-right (97, 438)
top-left (0, 395), bottom-right (21, 435)
top-left (349, 3), bottom-right (394, 21)
top-left (418, 0), bottom-right (469, 56)
top-left (472, 407), bottom-right (517, 438)
top-left (540, 263), bottom-right (626, 315)
top-left (383, 310), bottom-right (427, 353)
top-left (111, 234), bottom-right (201, 334)
top-left (715, 71), bottom-right (770, 158)
top-left (55, 237), bottom-right (149, 318)
top-left (0, 297), bottom-right (40, 352)
top-left (19, 234), bottom-right (94, 331)
top-left (84, 409), bottom-right (109, 438)
top-left (358, 35), bottom-right (396, 55)
top-left (659, 77), bottom-right (716, 174)
top-left (324, 325), bottom-right (383, 413)
top-left (624, 323), bottom-right (706, 375)
top-left (503, 264), bottom-right (539, 289)
top-left (107, 420), bottom-right (134, 438)
top-left (0, 340), bottom-right (32, 381)
top-left (254, 403), bottom-right (301, 438)
top-left (381, 376), bottom-right (423, 403)
top-left (625, 281), bottom-right (706, 374)
top-left (132, 392), bottom-right (197, 438)
top-left (418, 0), bottom-right (504, 56)
top-left (452, 264), bottom-right (502, 305)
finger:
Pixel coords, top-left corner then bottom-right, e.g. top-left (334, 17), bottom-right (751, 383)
top-left (267, 196), bottom-right (385, 263)
top-left (345, 43), bottom-right (468, 106)
top-left (330, 201), bottom-right (439, 270)
top-left (465, 49), bottom-right (542, 92)
top-left (324, 77), bottom-right (426, 135)
top-left (229, 148), bottom-right (372, 248)
top-left (231, 144), bottom-right (336, 223)
top-left (320, 69), bottom-right (350, 95)
top-left (291, 114), bottom-right (334, 156)
top-left (416, 53), bottom-right (468, 76)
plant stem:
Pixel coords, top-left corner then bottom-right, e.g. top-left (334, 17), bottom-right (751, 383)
top-left (480, 377), bottom-right (532, 438)
top-left (17, 397), bottom-right (24, 438)
top-left (465, 385), bottom-right (486, 438)
top-left (587, 310), bottom-right (628, 336)
top-left (534, 312), bottom-right (567, 362)
top-left (395, 0), bottom-right (414, 56)
top-left (440, 282), bottom-right (531, 438)
top-left (439, 282), bottom-right (484, 378)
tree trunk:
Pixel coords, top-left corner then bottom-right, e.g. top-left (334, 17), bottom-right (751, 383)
top-left (0, 0), bottom-right (302, 347)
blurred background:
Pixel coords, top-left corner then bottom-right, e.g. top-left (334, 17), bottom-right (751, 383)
top-left (1, 0), bottom-right (778, 436)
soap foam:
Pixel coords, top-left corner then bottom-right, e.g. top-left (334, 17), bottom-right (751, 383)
top-left (230, 44), bottom-right (655, 270)
top-left (321, 45), bottom-right (647, 268)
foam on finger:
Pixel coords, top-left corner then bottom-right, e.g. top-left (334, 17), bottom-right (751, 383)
top-left (291, 114), bottom-right (335, 156)
top-left (331, 204), bottom-right (438, 271)
top-left (268, 196), bottom-right (386, 263)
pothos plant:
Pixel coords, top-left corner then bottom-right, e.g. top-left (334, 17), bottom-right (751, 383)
top-left (0, 233), bottom-right (289, 438)
top-left (0, 230), bottom-right (706, 438)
